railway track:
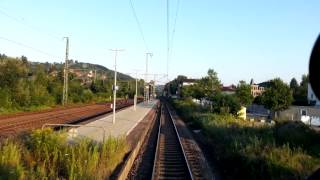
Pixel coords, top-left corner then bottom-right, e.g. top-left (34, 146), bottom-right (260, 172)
top-left (0, 99), bottom-right (141, 136)
top-left (152, 103), bottom-right (194, 180)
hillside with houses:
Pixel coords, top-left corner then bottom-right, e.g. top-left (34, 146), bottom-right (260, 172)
top-left (0, 54), bottom-right (141, 114)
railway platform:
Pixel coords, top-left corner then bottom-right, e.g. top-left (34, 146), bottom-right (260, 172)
top-left (76, 100), bottom-right (158, 142)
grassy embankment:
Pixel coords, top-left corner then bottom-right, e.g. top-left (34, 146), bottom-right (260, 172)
top-left (0, 128), bottom-right (128, 179)
top-left (171, 98), bottom-right (320, 179)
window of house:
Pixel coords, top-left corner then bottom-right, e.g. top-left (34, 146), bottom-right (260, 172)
top-left (301, 109), bottom-right (307, 116)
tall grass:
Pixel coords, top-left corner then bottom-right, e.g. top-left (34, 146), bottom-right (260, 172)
top-left (0, 140), bottom-right (25, 179)
top-left (0, 128), bottom-right (128, 179)
top-left (171, 99), bottom-right (320, 179)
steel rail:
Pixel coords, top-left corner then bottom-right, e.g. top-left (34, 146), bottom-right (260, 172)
top-left (151, 102), bottom-right (194, 180)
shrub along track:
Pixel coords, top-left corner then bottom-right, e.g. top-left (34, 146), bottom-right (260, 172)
top-left (0, 99), bottom-right (142, 136)
top-left (127, 100), bottom-right (214, 180)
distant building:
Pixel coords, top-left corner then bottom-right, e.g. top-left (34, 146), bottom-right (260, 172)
top-left (221, 85), bottom-right (236, 95)
top-left (279, 106), bottom-right (320, 126)
top-left (250, 81), bottom-right (270, 97)
top-left (308, 83), bottom-right (320, 106)
top-left (246, 104), bottom-right (271, 120)
top-left (49, 70), bottom-right (58, 77)
top-left (251, 84), bottom-right (265, 97)
top-left (182, 79), bottom-right (197, 86)
top-left (69, 69), bottom-right (95, 85)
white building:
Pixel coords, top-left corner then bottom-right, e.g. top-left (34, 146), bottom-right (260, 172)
top-left (182, 79), bottom-right (196, 86)
top-left (279, 106), bottom-right (320, 126)
top-left (308, 83), bottom-right (320, 106)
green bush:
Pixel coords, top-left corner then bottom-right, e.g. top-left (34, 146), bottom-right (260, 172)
top-left (171, 99), bottom-right (320, 179)
top-left (0, 57), bottom-right (136, 115)
top-left (275, 121), bottom-right (320, 156)
top-left (0, 128), bottom-right (128, 179)
top-left (0, 140), bottom-right (25, 179)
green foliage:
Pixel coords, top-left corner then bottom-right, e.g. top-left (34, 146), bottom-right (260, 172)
top-left (167, 75), bottom-right (187, 95)
top-left (171, 99), bottom-right (320, 179)
top-left (0, 55), bottom-right (136, 114)
top-left (0, 88), bottom-right (13, 110)
top-left (253, 95), bottom-right (263, 105)
top-left (180, 85), bottom-right (195, 98)
top-left (210, 93), bottom-right (241, 115)
top-left (0, 128), bottom-right (128, 179)
top-left (291, 75), bottom-right (309, 105)
top-left (196, 69), bottom-right (221, 99)
top-left (290, 78), bottom-right (299, 90)
top-left (274, 121), bottom-right (320, 156)
top-left (235, 80), bottom-right (253, 106)
top-left (171, 69), bottom-right (241, 115)
top-left (261, 78), bottom-right (293, 112)
top-left (0, 140), bottom-right (25, 179)
top-left (174, 69), bottom-right (221, 101)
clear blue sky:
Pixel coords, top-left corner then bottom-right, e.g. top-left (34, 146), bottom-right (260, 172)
top-left (0, 0), bottom-right (319, 85)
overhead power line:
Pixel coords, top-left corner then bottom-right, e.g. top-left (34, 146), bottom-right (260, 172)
top-left (167, 0), bottom-right (170, 81)
top-left (0, 8), bottom-right (63, 42)
top-left (166, 0), bottom-right (181, 82)
top-left (170, 0), bottom-right (181, 58)
top-left (0, 36), bottom-right (60, 59)
top-left (129, 0), bottom-right (149, 52)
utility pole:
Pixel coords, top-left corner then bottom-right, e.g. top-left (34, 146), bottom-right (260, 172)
top-left (167, 0), bottom-right (170, 82)
top-left (134, 71), bottom-right (138, 111)
top-left (144, 52), bottom-right (153, 103)
top-left (62, 37), bottom-right (69, 106)
top-left (153, 74), bottom-right (156, 99)
top-left (110, 49), bottom-right (124, 124)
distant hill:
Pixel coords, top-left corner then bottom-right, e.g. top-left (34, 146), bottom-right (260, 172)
top-left (30, 60), bottom-right (134, 81)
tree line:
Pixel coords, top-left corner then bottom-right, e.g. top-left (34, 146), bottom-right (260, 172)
top-left (166, 69), bottom-right (307, 116)
top-left (0, 54), bottom-right (144, 113)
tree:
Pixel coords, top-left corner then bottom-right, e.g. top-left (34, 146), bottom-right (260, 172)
top-left (291, 75), bottom-right (309, 105)
top-left (250, 78), bottom-right (254, 85)
top-left (180, 85), bottom-right (194, 98)
top-left (235, 80), bottom-right (253, 106)
top-left (197, 69), bottom-right (221, 99)
top-left (210, 93), bottom-right (241, 115)
top-left (206, 68), bottom-right (221, 93)
top-left (290, 78), bottom-right (298, 90)
top-left (261, 78), bottom-right (293, 117)
top-left (300, 74), bottom-right (309, 87)
top-left (253, 95), bottom-right (263, 105)
top-left (21, 55), bottom-right (28, 65)
top-left (168, 75), bottom-right (187, 95)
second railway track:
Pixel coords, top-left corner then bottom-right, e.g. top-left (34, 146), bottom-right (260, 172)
top-left (0, 99), bottom-right (142, 136)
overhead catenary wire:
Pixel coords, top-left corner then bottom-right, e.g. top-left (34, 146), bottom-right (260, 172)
top-left (0, 7), bottom-right (63, 42)
top-left (170, 0), bottom-right (181, 59)
top-left (129, 0), bottom-right (150, 52)
top-left (167, 0), bottom-right (170, 81)
top-left (166, 0), bottom-right (181, 82)
top-left (0, 36), bottom-right (60, 59)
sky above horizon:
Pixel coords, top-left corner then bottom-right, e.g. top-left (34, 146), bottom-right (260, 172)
top-left (0, 0), bottom-right (319, 85)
